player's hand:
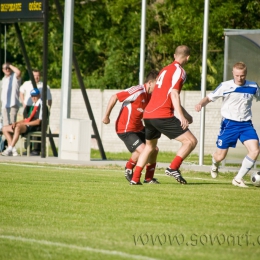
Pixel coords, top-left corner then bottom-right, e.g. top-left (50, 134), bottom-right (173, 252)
top-left (179, 116), bottom-right (189, 130)
top-left (102, 116), bottom-right (110, 124)
top-left (194, 104), bottom-right (202, 112)
top-left (11, 122), bottom-right (17, 129)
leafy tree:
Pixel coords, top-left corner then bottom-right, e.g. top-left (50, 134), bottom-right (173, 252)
top-left (1, 0), bottom-right (259, 90)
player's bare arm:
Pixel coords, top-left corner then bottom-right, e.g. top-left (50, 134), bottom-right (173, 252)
top-left (102, 94), bottom-right (118, 124)
top-left (171, 89), bottom-right (189, 129)
top-left (194, 96), bottom-right (212, 112)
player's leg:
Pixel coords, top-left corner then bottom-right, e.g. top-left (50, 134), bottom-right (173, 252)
top-left (1, 125), bottom-right (14, 156)
top-left (131, 119), bottom-right (160, 185)
top-left (165, 129), bottom-right (197, 184)
top-left (125, 143), bottom-right (145, 182)
top-left (243, 139), bottom-right (260, 161)
top-left (125, 130), bottom-right (147, 176)
top-left (174, 130), bottom-right (197, 160)
top-left (155, 117), bottom-right (197, 184)
top-left (211, 119), bottom-right (238, 178)
top-left (126, 148), bottom-right (142, 169)
top-left (118, 131), bottom-right (145, 182)
top-left (211, 148), bottom-right (229, 178)
top-left (144, 146), bottom-right (159, 184)
top-left (233, 124), bottom-right (259, 188)
top-left (131, 138), bottom-right (158, 185)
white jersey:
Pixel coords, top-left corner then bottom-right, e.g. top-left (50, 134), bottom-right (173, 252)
top-left (208, 79), bottom-right (260, 121)
top-left (20, 81), bottom-right (52, 106)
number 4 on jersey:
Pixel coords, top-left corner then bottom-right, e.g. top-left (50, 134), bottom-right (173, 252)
top-left (156, 70), bottom-right (167, 88)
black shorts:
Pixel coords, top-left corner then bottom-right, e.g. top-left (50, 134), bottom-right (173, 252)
top-left (143, 117), bottom-right (188, 140)
top-left (117, 129), bottom-right (145, 153)
top-left (24, 125), bottom-right (41, 135)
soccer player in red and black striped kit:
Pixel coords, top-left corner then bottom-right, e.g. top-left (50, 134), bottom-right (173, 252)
top-left (131, 45), bottom-right (197, 185)
top-left (102, 70), bottom-right (160, 184)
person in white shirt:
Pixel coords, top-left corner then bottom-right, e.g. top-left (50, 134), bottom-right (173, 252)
top-left (20, 69), bottom-right (52, 118)
top-left (1, 62), bottom-right (21, 126)
top-left (195, 61), bottom-right (260, 188)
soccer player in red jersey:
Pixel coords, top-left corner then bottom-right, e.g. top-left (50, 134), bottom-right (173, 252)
top-left (102, 70), bottom-right (160, 184)
top-left (131, 45), bottom-right (197, 185)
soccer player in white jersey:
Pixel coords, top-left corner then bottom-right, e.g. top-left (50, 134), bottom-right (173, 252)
top-left (195, 62), bottom-right (260, 188)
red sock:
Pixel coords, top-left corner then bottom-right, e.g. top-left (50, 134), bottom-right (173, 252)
top-left (132, 166), bottom-right (143, 183)
top-left (125, 158), bottom-right (136, 170)
top-left (145, 163), bottom-right (156, 181)
top-left (170, 156), bottom-right (183, 170)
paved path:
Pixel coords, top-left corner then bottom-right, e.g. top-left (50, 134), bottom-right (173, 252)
top-left (0, 155), bottom-right (239, 173)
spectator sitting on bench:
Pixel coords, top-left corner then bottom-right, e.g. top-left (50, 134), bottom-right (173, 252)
top-left (1, 88), bottom-right (42, 156)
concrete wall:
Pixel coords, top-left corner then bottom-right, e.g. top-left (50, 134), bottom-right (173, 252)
top-left (44, 89), bottom-right (260, 158)
top-left (1, 84), bottom-right (259, 158)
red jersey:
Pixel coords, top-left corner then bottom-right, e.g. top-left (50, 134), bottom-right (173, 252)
top-left (115, 85), bottom-right (150, 133)
top-left (144, 61), bottom-right (186, 119)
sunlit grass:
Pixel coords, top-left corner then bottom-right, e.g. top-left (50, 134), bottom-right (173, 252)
top-left (0, 163), bottom-right (259, 260)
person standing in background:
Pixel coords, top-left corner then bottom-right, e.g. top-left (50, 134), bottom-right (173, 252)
top-left (1, 62), bottom-right (21, 126)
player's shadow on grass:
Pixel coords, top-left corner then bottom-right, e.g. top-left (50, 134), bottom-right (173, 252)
top-left (185, 182), bottom-right (231, 185)
top-left (163, 182), bottom-right (231, 185)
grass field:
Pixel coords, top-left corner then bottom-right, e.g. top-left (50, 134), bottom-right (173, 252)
top-left (1, 162), bottom-right (260, 260)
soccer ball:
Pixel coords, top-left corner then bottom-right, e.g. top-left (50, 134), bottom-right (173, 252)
top-left (250, 172), bottom-right (260, 187)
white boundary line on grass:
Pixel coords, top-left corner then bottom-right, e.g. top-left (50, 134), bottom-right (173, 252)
top-left (0, 162), bottom-right (122, 172)
top-left (0, 235), bottom-right (160, 260)
top-left (0, 162), bottom-right (221, 182)
top-left (0, 162), bottom-right (79, 170)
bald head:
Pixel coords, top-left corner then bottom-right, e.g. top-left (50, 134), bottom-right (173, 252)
top-left (174, 45), bottom-right (190, 65)
top-left (175, 45), bottom-right (190, 57)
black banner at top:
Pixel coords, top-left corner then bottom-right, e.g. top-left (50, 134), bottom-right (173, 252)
top-left (0, 0), bottom-right (44, 22)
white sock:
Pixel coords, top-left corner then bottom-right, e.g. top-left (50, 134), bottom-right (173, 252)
top-left (235, 156), bottom-right (255, 180)
top-left (212, 157), bottom-right (220, 167)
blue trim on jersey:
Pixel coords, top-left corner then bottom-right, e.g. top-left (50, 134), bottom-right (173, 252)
top-left (224, 86), bottom-right (257, 95)
top-left (234, 87), bottom-right (257, 94)
top-left (212, 83), bottom-right (222, 94)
